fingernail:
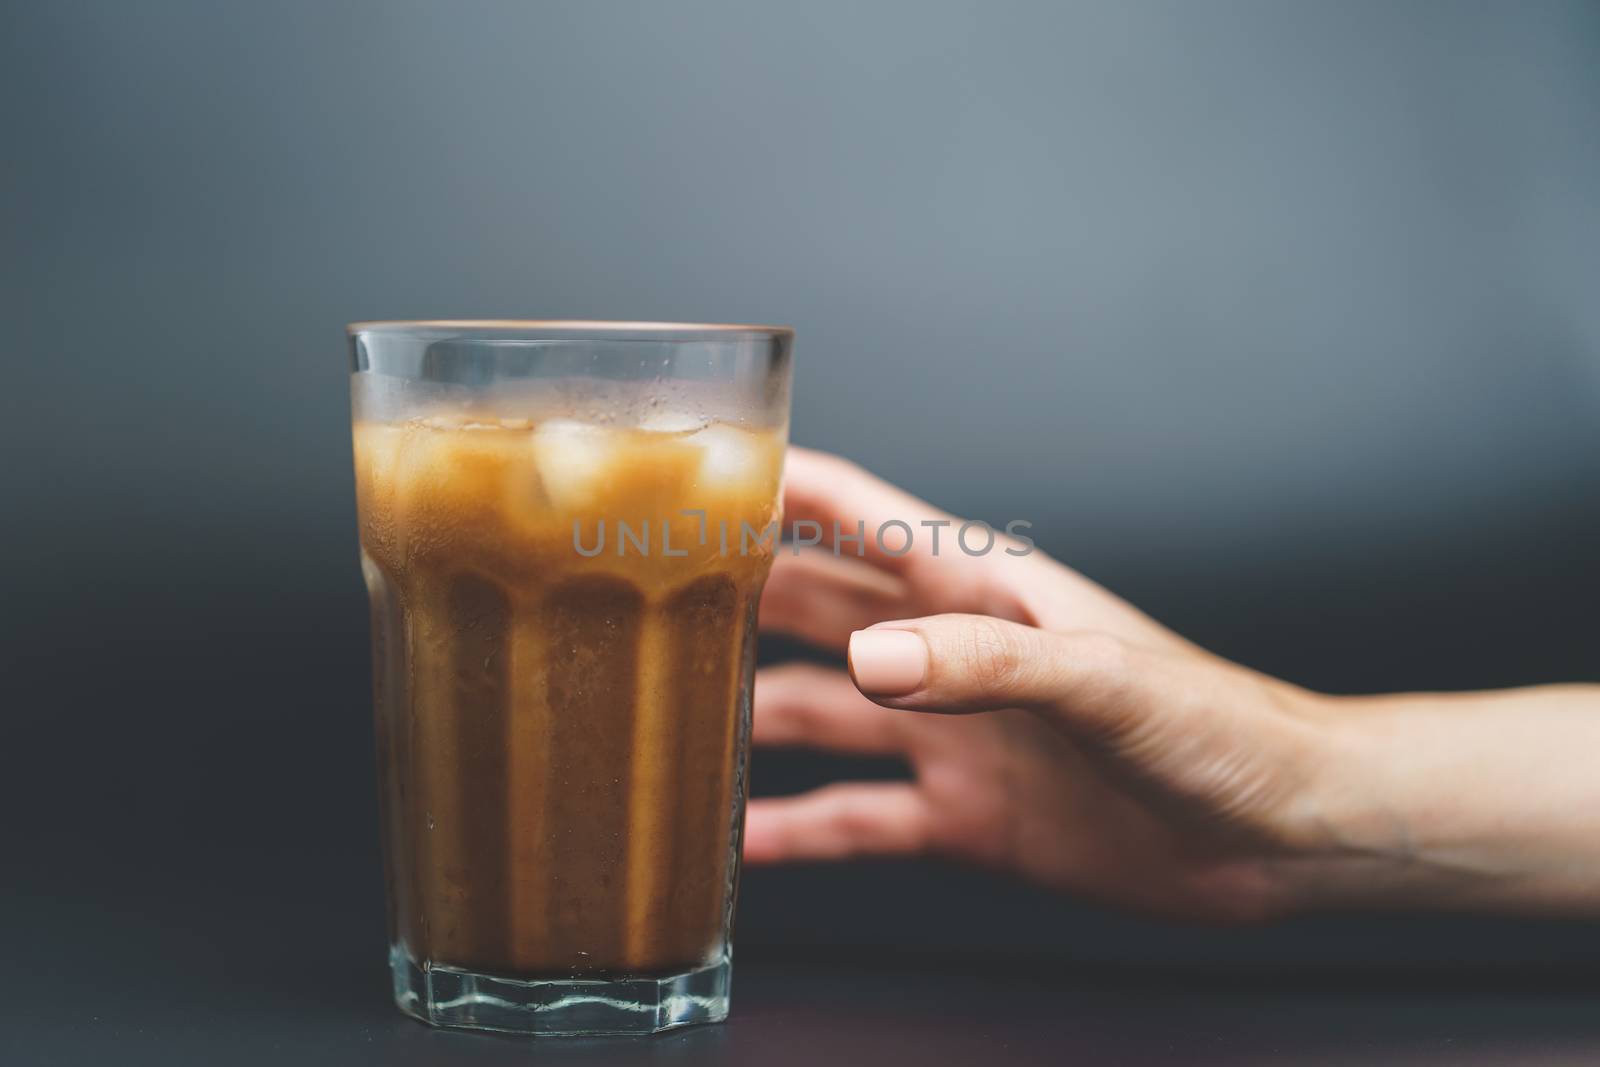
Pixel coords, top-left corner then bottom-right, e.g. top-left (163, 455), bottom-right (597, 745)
top-left (848, 629), bottom-right (928, 696)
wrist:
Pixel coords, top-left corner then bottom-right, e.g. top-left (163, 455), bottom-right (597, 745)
top-left (1236, 689), bottom-right (1484, 916)
top-left (1270, 688), bottom-right (1600, 916)
top-left (1271, 696), bottom-right (1448, 912)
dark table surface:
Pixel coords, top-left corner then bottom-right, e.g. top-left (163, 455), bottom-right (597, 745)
top-left (9, 864), bottom-right (1600, 1067)
top-left (11, 953), bottom-right (1600, 1067)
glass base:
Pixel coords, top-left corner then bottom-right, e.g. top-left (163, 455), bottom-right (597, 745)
top-left (389, 945), bottom-right (731, 1036)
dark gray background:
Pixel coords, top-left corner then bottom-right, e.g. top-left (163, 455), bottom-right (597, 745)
top-left (4, 1), bottom-right (1600, 1059)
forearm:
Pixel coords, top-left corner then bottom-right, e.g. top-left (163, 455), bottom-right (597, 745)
top-left (1289, 684), bottom-right (1600, 915)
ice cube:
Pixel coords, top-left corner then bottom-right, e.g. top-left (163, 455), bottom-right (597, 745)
top-left (532, 419), bottom-right (615, 509)
top-left (352, 422), bottom-right (408, 497)
top-left (419, 413), bottom-right (501, 431)
top-left (638, 410), bottom-right (709, 436)
top-left (688, 424), bottom-right (766, 489)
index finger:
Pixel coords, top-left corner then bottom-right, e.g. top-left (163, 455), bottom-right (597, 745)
top-left (782, 447), bottom-right (965, 581)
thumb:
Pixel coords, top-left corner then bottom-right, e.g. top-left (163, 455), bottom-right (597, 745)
top-left (846, 614), bottom-right (1153, 738)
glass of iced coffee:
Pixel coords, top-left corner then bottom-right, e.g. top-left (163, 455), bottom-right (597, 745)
top-left (347, 321), bottom-right (792, 1035)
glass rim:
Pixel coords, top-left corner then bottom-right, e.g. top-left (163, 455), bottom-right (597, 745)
top-left (347, 319), bottom-right (794, 343)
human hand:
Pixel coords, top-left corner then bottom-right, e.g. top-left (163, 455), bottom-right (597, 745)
top-left (745, 448), bottom-right (1600, 920)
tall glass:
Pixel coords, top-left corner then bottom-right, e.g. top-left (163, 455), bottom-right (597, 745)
top-left (347, 321), bottom-right (792, 1035)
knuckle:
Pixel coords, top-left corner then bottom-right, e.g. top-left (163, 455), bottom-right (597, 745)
top-left (758, 576), bottom-right (800, 614)
top-left (798, 447), bottom-right (860, 483)
top-left (958, 617), bottom-right (1027, 688)
top-left (821, 796), bottom-right (875, 845)
top-left (1072, 631), bottom-right (1131, 679)
top-left (824, 455), bottom-right (875, 498)
top-left (755, 664), bottom-right (821, 718)
top-left (761, 661), bottom-right (818, 689)
top-left (819, 450), bottom-right (863, 478)
top-left (828, 804), bottom-right (870, 837)
top-left (1062, 631), bottom-right (1140, 722)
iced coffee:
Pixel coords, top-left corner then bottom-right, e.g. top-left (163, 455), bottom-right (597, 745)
top-left (348, 320), bottom-right (792, 1035)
